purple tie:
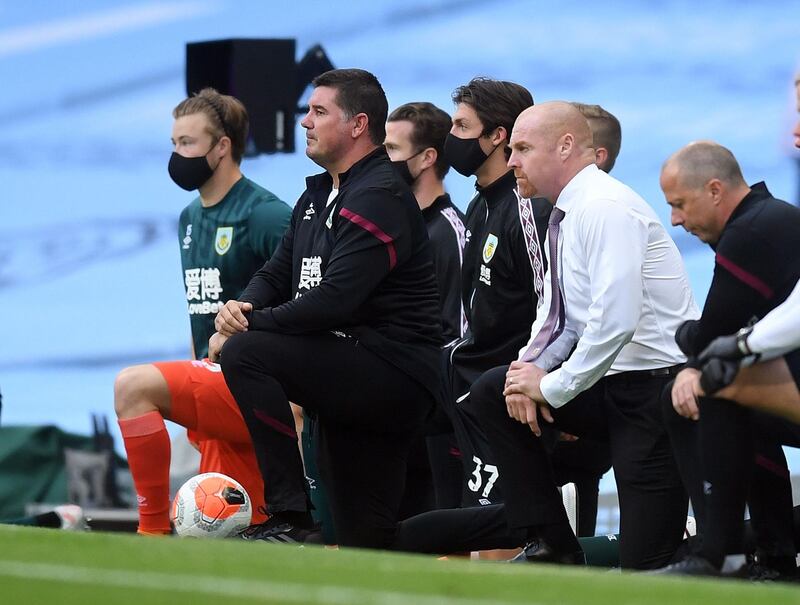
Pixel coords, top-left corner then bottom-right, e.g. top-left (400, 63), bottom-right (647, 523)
top-left (521, 207), bottom-right (566, 362)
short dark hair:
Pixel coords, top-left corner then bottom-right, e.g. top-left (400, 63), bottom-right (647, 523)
top-left (173, 87), bottom-right (249, 163)
top-left (452, 77), bottom-right (533, 157)
top-left (387, 102), bottom-right (451, 179)
top-left (312, 68), bottom-right (388, 146)
top-left (571, 102), bottom-right (622, 172)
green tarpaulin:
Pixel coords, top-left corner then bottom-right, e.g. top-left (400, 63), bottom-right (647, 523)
top-left (0, 425), bottom-right (127, 519)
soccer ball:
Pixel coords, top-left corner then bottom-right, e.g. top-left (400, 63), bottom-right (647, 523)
top-left (171, 472), bottom-right (252, 538)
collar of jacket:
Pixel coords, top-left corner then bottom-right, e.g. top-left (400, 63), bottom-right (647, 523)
top-left (727, 181), bottom-right (771, 223)
top-left (304, 146), bottom-right (388, 192)
top-left (474, 170), bottom-right (517, 207)
top-left (711, 181), bottom-right (772, 252)
top-left (422, 193), bottom-right (453, 217)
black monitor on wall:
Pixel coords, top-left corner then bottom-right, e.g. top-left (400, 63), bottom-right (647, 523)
top-left (186, 38), bottom-right (334, 155)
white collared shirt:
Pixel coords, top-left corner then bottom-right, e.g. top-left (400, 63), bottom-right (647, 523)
top-left (519, 164), bottom-right (699, 408)
top-left (326, 188), bottom-right (339, 207)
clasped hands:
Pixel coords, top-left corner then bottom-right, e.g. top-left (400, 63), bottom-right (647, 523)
top-left (503, 361), bottom-right (554, 437)
top-left (207, 300), bottom-right (253, 362)
top-left (670, 332), bottom-right (753, 421)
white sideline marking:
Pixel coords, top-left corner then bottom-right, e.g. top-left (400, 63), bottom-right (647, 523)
top-left (0, 2), bottom-right (217, 57)
top-left (0, 560), bottom-right (533, 605)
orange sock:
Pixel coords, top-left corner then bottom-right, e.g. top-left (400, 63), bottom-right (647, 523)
top-left (119, 411), bottom-right (171, 534)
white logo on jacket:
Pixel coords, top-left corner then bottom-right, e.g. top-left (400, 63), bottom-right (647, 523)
top-left (479, 264), bottom-right (492, 286)
top-left (298, 256), bottom-right (323, 291)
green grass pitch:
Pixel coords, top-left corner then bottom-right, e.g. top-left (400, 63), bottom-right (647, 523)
top-left (1, 525), bottom-right (798, 604)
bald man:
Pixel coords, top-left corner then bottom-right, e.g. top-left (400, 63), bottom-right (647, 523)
top-left (657, 141), bottom-right (800, 578)
top-left (697, 85), bottom-right (800, 420)
top-left (465, 102), bottom-right (698, 569)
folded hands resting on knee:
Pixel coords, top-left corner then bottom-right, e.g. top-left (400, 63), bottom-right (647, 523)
top-left (503, 361), bottom-right (553, 436)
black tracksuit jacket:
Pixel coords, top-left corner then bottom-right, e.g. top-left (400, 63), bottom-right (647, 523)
top-left (449, 170), bottom-right (551, 394)
top-left (239, 147), bottom-right (444, 402)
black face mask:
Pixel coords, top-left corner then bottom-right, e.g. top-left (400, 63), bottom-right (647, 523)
top-left (444, 133), bottom-right (491, 177)
top-left (390, 148), bottom-right (426, 187)
top-left (168, 148), bottom-right (216, 191)
top-left (391, 160), bottom-right (414, 186)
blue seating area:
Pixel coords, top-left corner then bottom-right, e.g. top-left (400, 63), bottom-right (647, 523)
top-left (2, 2), bottom-right (799, 492)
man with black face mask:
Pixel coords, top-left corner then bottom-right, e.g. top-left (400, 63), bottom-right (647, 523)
top-left (386, 102), bottom-right (466, 347)
top-left (169, 88), bottom-right (291, 357)
top-left (113, 88), bottom-right (290, 535)
top-left (385, 102), bottom-right (467, 514)
top-left (441, 78), bottom-right (551, 508)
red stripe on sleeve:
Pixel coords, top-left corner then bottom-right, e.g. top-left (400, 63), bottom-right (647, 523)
top-left (755, 454), bottom-right (790, 479)
top-left (253, 409), bottom-right (298, 440)
top-left (339, 207), bottom-right (397, 270)
top-left (715, 253), bottom-right (774, 299)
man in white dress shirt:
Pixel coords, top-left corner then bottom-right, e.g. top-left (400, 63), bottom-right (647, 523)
top-left (472, 101), bottom-right (699, 569)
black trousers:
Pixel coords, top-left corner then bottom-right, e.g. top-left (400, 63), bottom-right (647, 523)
top-left (420, 400), bottom-right (464, 510)
top-left (425, 432), bottom-right (463, 510)
top-left (398, 435), bottom-right (436, 520)
top-left (442, 352), bottom-right (609, 517)
top-left (220, 330), bottom-right (434, 549)
top-left (394, 502), bottom-right (526, 553)
top-left (663, 391), bottom-right (800, 567)
top-left (440, 352), bottom-right (506, 507)
top-left (551, 436), bottom-right (612, 537)
top-left (461, 365), bottom-right (687, 570)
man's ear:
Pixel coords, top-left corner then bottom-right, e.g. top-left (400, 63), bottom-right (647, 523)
top-left (559, 133), bottom-right (575, 159)
top-left (352, 113), bottom-right (369, 139)
top-left (216, 135), bottom-right (231, 158)
top-left (707, 178), bottom-right (724, 204)
top-left (420, 148), bottom-right (437, 171)
top-left (595, 147), bottom-right (609, 171)
top-left (489, 125), bottom-right (507, 147)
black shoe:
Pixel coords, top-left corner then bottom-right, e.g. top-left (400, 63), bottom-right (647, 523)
top-left (508, 539), bottom-right (586, 565)
top-left (650, 555), bottom-right (720, 577)
top-left (736, 554), bottom-right (799, 583)
top-left (239, 515), bottom-right (322, 545)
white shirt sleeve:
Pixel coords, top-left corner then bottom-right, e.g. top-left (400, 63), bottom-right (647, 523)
top-left (533, 319), bottom-right (581, 372)
top-left (747, 279), bottom-right (800, 359)
top-left (540, 202), bottom-right (646, 407)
